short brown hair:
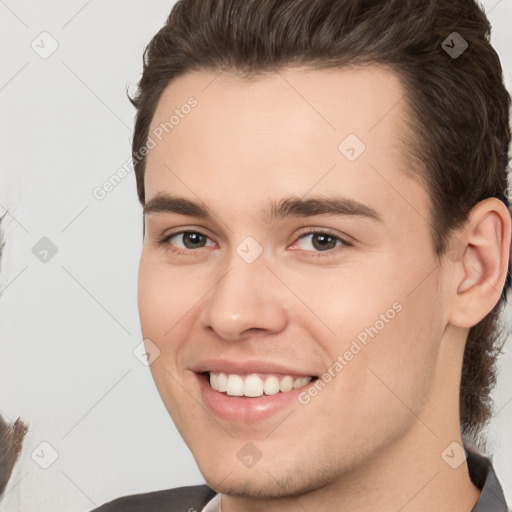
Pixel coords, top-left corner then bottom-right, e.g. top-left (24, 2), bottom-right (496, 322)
top-left (129, 0), bottom-right (511, 440)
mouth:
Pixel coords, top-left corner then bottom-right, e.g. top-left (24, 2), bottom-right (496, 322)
top-left (192, 360), bottom-right (320, 422)
top-left (206, 371), bottom-right (318, 397)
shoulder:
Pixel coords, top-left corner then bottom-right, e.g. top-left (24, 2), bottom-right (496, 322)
top-left (466, 448), bottom-right (510, 511)
top-left (90, 484), bottom-right (217, 512)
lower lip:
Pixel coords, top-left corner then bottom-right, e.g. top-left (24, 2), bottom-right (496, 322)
top-left (197, 373), bottom-right (312, 423)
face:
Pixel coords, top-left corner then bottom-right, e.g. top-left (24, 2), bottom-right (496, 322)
top-left (138, 66), bottom-right (450, 498)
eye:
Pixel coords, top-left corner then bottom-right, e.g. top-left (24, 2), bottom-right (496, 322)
top-left (162, 231), bottom-right (215, 250)
top-left (292, 230), bottom-right (350, 252)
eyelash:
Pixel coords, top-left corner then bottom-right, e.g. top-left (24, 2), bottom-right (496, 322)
top-left (157, 228), bottom-right (352, 256)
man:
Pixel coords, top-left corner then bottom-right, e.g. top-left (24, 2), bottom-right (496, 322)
top-left (93, 0), bottom-right (511, 510)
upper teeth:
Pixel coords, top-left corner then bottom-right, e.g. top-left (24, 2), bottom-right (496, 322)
top-left (209, 372), bottom-right (312, 397)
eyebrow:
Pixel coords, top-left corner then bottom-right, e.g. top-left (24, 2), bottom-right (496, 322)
top-left (143, 193), bottom-right (382, 223)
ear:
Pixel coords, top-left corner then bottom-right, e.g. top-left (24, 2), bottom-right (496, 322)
top-left (448, 198), bottom-right (511, 328)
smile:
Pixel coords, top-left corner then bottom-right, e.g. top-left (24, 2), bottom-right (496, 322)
top-left (208, 372), bottom-right (314, 397)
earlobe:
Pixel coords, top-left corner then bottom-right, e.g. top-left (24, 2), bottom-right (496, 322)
top-left (449, 198), bottom-right (511, 328)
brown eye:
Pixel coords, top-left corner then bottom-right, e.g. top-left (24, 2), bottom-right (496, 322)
top-left (166, 231), bottom-right (213, 249)
top-left (295, 232), bottom-right (346, 252)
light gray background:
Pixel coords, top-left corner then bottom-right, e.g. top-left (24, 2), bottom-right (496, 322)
top-left (0, 1), bottom-right (511, 511)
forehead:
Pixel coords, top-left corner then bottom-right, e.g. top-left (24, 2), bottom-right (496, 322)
top-left (145, 66), bottom-right (429, 226)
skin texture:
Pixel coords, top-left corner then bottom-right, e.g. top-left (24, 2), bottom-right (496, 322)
top-left (138, 66), bottom-right (510, 512)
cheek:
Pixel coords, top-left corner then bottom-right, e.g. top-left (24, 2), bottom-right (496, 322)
top-left (137, 253), bottom-right (200, 338)
top-left (342, 272), bottom-right (443, 422)
top-left (137, 256), bottom-right (202, 421)
top-left (279, 261), bottom-right (399, 350)
top-left (287, 252), bottom-right (443, 404)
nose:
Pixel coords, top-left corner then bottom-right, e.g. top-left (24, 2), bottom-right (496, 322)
top-left (199, 251), bottom-right (288, 341)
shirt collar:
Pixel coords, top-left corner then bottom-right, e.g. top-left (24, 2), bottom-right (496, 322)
top-left (468, 449), bottom-right (509, 511)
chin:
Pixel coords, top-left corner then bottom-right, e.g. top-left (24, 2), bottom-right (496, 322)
top-left (199, 456), bottom-right (337, 499)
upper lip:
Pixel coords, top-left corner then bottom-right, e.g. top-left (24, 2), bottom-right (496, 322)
top-left (191, 359), bottom-right (317, 377)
